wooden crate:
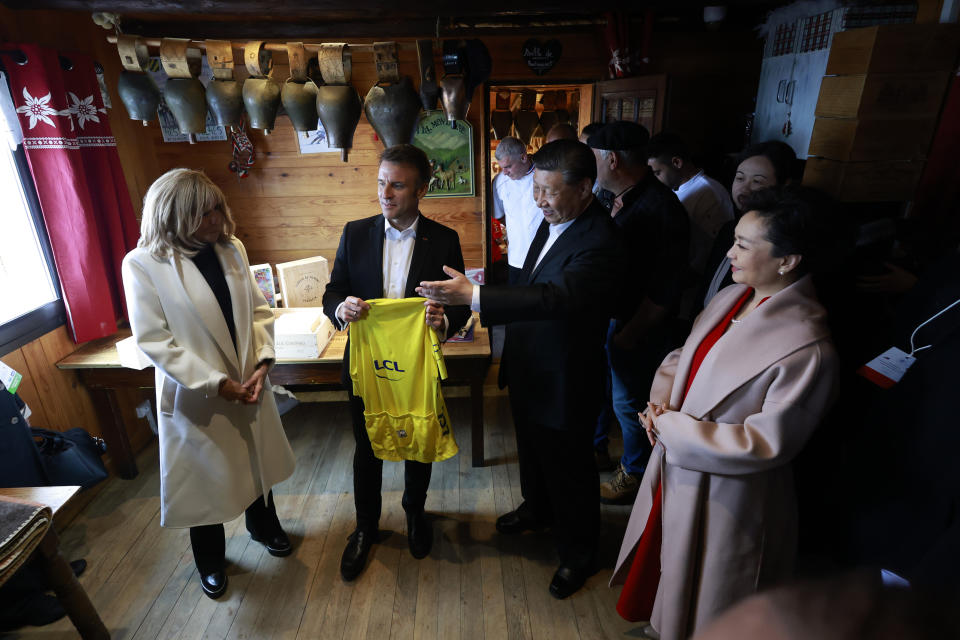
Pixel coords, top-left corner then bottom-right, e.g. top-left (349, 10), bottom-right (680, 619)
top-left (815, 72), bottom-right (951, 119)
top-left (803, 157), bottom-right (925, 202)
top-left (808, 116), bottom-right (938, 161)
top-left (826, 24), bottom-right (960, 76)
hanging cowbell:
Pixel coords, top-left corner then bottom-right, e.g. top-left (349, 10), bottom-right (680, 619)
top-left (117, 71), bottom-right (160, 126)
top-left (315, 84), bottom-right (362, 160)
top-left (315, 43), bottom-right (362, 162)
top-left (440, 75), bottom-right (468, 125)
top-left (241, 41), bottom-right (281, 134)
top-left (439, 40), bottom-right (468, 127)
top-left (280, 43), bottom-right (319, 134)
top-left (160, 38), bottom-right (207, 142)
top-left (204, 39), bottom-right (243, 129)
top-left (115, 35), bottom-right (159, 126)
top-left (364, 43), bottom-right (421, 148)
top-left (206, 79), bottom-right (244, 128)
top-left (364, 78), bottom-right (421, 147)
top-left (165, 78), bottom-right (207, 136)
top-left (416, 39), bottom-right (439, 111)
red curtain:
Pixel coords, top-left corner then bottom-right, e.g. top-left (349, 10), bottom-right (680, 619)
top-left (1, 43), bottom-right (138, 343)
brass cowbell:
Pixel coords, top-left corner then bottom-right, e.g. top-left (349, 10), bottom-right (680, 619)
top-left (241, 41), bottom-right (281, 134)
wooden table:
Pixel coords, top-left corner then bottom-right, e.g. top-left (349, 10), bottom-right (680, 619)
top-left (57, 325), bottom-right (492, 478)
top-left (0, 486), bottom-right (110, 639)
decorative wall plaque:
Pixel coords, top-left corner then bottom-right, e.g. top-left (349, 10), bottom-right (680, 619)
top-left (412, 110), bottom-right (475, 198)
top-left (522, 39), bottom-right (562, 76)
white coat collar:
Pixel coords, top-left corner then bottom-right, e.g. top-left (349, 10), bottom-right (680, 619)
top-left (672, 275), bottom-right (831, 418)
top-left (170, 239), bottom-right (249, 376)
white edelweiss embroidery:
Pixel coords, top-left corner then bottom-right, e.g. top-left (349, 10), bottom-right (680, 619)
top-left (15, 87), bottom-right (59, 129)
top-left (66, 92), bottom-right (103, 129)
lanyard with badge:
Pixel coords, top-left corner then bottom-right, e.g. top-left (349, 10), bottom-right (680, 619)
top-left (858, 296), bottom-right (960, 388)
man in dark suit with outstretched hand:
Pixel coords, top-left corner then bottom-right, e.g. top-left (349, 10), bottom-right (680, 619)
top-left (418, 139), bottom-right (623, 599)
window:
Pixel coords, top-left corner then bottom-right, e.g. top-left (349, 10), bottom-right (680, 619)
top-left (0, 140), bottom-right (65, 355)
top-left (771, 21), bottom-right (798, 57)
top-left (799, 11), bottom-right (835, 53)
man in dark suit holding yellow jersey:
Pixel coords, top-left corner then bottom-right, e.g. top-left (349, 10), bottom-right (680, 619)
top-left (323, 144), bottom-right (470, 581)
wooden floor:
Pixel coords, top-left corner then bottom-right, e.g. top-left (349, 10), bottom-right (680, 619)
top-left (4, 395), bottom-right (647, 640)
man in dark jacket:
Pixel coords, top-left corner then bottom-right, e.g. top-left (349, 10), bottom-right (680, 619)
top-left (322, 144), bottom-right (470, 581)
top-left (418, 139), bottom-right (623, 599)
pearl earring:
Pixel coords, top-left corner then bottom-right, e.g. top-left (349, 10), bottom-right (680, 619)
top-left (778, 270), bottom-right (785, 276)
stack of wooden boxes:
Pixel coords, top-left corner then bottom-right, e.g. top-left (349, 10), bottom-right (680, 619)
top-left (804, 24), bottom-right (959, 201)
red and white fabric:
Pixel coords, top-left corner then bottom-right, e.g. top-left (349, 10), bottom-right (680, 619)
top-left (0, 43), bottom-right (138, 343)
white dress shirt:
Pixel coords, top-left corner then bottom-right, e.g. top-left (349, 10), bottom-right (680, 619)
top-left (382, 216), bottom-right (418, 299)
top-left (337, 217), bottom-right (446, 331)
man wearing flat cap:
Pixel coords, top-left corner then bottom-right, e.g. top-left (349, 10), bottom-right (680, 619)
top-left (587, 120), bottom-right (690, 504)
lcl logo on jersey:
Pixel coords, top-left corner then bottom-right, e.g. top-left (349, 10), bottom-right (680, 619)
top-left (374, 359), bottom-right (405, 381)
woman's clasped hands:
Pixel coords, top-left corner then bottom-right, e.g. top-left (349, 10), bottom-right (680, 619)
top-left (640, 401), bottom-right (668, 447)
top-left (218, 363), bottom-right (270, 405)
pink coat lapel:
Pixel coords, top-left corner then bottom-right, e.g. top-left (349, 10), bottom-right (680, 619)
top-left (671, 276), bottom-right (831, 419)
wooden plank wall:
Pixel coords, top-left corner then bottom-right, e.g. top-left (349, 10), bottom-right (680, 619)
top-left (129, 32), bottom-right (610, 269)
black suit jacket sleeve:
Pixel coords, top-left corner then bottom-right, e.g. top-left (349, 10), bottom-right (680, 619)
top-left (478, 242), bottom-right (618, 325)
top-left (478, 204), bottom-right (622, 326)
top-left (322, 222), bottom-right (355, 326)
top-left (436, 228), bottom-right (471, 339)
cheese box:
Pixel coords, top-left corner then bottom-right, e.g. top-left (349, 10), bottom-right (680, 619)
top-left (826, 24), bottom-right (960, 76)
top-left (808, 116), bottom-right (938, 162)
top-left (276, 256), bottom-right (329, 308)
top-left (815, 72), bottom-right (951, 119)
top-left (802, 157), bottom-right (925, 202)
top-left (273, 308), bottom-right (336, 359)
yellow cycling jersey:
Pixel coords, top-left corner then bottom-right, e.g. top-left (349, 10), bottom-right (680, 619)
top-left (349, 297), bottom-right (457, 463)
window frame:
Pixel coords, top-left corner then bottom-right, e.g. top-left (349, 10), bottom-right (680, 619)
top-left (0, 142), bottom-right (66, 356)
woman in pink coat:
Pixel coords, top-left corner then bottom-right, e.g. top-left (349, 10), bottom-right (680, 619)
top-left (611, 186), bottom-right (840, 640)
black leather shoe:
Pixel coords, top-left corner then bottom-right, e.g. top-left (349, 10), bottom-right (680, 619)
top-left (495, 506), bottom-right (549, 535)
top-left (250, 528), bottom-right (292, 557)
top-left (406, 510), bottom-right (433, 559)
top-left (200, 570), bottom-right (228, 599)
top-left (549, 565), bottom-right (587, 599)
top-left (340, 529), bottom-right (376, 581)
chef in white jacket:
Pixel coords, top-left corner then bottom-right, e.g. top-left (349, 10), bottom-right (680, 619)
top-left (121, 168), bottom-right (296, 600)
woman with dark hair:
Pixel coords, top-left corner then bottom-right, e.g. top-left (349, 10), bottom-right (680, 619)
top-left (611, 186), bottom-right (840, 640)
top-left (700, 141), bottom-right (799, 307)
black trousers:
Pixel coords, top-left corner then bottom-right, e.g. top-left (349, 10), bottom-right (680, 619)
top-left (349, 392), bottom-right (431, 533)
top-left (509, 392), bottom-right (600, 571)
top-left (189, 491), bottom-right (282, 574)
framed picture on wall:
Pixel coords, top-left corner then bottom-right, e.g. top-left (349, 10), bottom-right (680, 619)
top-left (413, 110), bottom-right (474, 198)
top-left (296, 118), bottom-right (336, 154)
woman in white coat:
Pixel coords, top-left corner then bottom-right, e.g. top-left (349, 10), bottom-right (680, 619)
top-left (611, 186), bottom-right (840, 640)
top-left (122, 168), bottom-right (296, 599)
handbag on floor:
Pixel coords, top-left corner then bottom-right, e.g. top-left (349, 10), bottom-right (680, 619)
top-left (30, 427), bottom-right (108, 490)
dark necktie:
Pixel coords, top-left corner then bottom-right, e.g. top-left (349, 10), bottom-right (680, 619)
top-left (520, 221), bottom-right (549, 282)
